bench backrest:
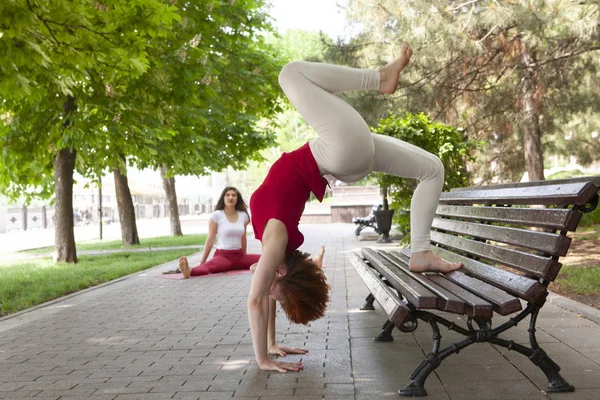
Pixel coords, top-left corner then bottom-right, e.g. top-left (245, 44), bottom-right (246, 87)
top-left (433, 179), bottom-right (599, 304)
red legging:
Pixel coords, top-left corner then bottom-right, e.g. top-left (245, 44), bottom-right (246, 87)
top-left (190, 249), bottom-right (261, 276)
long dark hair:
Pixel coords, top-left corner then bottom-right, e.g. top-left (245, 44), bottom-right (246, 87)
top-left (215, 186), bottom-right (249, 214)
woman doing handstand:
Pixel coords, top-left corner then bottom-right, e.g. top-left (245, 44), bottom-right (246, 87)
top-left (248, 45), bottom-right (463, 373)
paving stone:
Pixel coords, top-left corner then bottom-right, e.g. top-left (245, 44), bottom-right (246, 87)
top-left (444, 379), bottom-right (549, 399)
top-left (114, 394), bottom-right (176, 399)
top-left (547, 388), bottom-right (600, 400)
top-left (0, 389), bottom-right (43, 398)
top-left (0, 382), bottom-right (25, 391)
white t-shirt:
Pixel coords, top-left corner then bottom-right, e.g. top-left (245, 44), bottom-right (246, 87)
top-left (211, 210), bottom-right (249, 250)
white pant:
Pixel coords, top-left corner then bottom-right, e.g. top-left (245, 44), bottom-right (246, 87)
top-left (278, 61), bottom-right (444, 253)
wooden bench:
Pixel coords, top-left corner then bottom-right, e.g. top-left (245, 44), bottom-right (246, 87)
top-left (349, 176), bottom-right (600, 397)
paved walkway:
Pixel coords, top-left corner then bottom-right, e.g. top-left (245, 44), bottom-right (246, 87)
top-left (0, 224), bottom-right (598, 399)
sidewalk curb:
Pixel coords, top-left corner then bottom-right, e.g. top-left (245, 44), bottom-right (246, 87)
top-left (547, 291), bottom-right (600, 324)
top-left (0, 250), bottom-right (204, 325)
top-left (1, 245), bottom-right (203, 260)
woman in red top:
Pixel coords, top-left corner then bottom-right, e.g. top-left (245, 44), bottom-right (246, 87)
top-left (248, 46), bottom-right (462, 373)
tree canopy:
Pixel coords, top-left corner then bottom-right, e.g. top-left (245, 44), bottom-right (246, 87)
top-left (338, 0), bottom-right (600, 182)
top-left (0, 0), bottom-right (284, 260)
top-left (0, 0), bottom-right (283, 202)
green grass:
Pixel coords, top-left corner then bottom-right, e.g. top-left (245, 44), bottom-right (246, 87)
top-left (581, 207), bottom-right (600, 227)
top-left (0, 249), bottom-right (198, 316)
top-left (576, 225), bottom-right (600, 234)
top-left (546, 169), bottom-right (585, 180)
top-left (556, 265), bottom-right (600, 295)
top-left (21, 234), bottom-right (207, 254)
top-left (577, 233), bottom-right (600, 240)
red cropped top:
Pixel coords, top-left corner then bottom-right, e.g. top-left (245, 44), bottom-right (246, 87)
top-left (250, 143), bottom-right (327, 253)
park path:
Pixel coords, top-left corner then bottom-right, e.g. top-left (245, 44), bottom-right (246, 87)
top-left (0, 223), bottom-right (599, 399)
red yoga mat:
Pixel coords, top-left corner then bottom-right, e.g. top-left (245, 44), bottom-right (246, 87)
top-left (155, 270), bottom-right (252, 280)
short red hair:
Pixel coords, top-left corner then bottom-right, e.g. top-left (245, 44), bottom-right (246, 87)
top-left (279, 251), bottom-right (330, 325)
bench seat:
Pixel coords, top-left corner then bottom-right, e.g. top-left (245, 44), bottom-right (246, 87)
top-left (349, 177), bottom-right (599, 397)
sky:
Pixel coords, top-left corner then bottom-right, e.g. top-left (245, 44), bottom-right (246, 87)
top-left (268, 0), bottom-right (349, 39)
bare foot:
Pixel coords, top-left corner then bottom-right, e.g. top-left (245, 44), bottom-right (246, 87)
top-left (313, 245), bottom-right (326, 269)
top-left (409, 251), bottom-right (463, 273)
top-left (379, 44), bottom-right (413, 94)
top-left (179, 256), bottom-right (191, 279)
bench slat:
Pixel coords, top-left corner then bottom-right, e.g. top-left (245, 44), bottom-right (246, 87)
top-left (362, 248), bottom-right (438, 309)
top-left (430, 231), bottom-right (562, 281)
top-left (431, 269), bottom-right (523, 315)
top-left (442, 271), bottom-right (522, 315)
top-left (348, 253), bottom-right (410, 328)
top-left (426, 274), bottom-right (493, 318)
top-left (379, 251), bottom-right (466, 314)
top-left (432, 218), bottom-right (571, 256)
top-left (435, 205), bottom-right (582, 231)
top-left (407, 247), bottom-right (547, 303)
top-left (449, 176), bottom-right (600, 191)
top-left (440, 182), bottom-right (598, 206)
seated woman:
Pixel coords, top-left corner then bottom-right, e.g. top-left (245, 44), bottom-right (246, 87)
top-left (178, 186), bottom-right (260, 278)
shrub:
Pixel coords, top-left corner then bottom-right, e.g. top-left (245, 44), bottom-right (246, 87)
top-left (580, 205), bottom-right (600, 227)
top-left (372, 113), bottom-right (478, 245)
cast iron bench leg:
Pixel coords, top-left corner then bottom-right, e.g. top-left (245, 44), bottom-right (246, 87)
top-left (491, 307), bottom-right (574, 393)
top-left (374, 319), bottom-right (395, 342)
top-left (492, 337), bottom-right (575, 393)
top-left (360, 293), bottom-right (375, 310)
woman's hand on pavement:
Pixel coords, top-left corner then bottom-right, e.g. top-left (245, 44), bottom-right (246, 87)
top-left (269, 344), bottom-right (308, 357)
top-left (258, 359), bottom-right (304, 373)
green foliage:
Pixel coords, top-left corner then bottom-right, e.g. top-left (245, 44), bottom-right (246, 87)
top-left (1, 0), bottom-right (182, 200)
top-left (372, 113), bottom-right (477, 243)
top-left (128, 0), bottom-right (285, 177)
top-left (340, 0), bottom-right (600, 182)
top-left (548, 109), bottom-right (600, 166)
top-left (265, 29), bottom-right (329, 63)
top-left (0, 0), bottom-right (283, 202)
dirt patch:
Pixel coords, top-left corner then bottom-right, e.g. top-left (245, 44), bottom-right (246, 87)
top-left (560, 231), bottom-right (600, 268)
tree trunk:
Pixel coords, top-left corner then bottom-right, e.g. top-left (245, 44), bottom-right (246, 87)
top-left (160, 165), bottom-right (183, 236)
top-left (381, 185), bottom-right (389, 210)
top-left (520, 50), bottom-right (545, 182)
top-left (53, 95), bottom-right (78, 263)
top-left (114, 154), bottom-right (140, 245)
top-left (54, 148), bottom-right (78, 263)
